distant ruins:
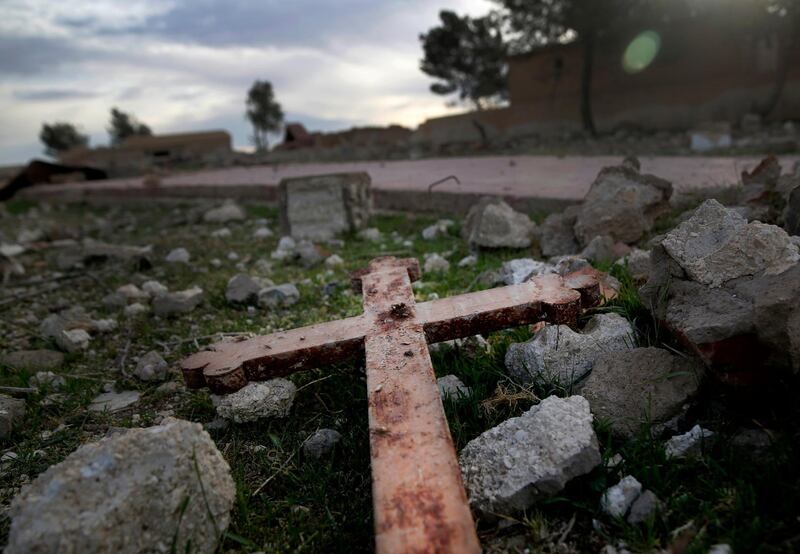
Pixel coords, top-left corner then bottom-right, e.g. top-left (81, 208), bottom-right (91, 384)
top-left (59, 130), bottom-right (232, 177)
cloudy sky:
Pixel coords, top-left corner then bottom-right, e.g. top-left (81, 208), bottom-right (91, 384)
top-left (0, 0), bottom-right (493, 164)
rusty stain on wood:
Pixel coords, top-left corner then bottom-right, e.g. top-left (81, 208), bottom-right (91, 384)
top-left (180, 256), bottom-right (600, 553)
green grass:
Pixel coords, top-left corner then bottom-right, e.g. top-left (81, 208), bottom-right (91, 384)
top-left (0, 200), bottom-right (798, 552)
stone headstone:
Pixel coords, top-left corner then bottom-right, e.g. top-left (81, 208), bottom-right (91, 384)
top-left (6, 418), bottom-right (235, 554)
top-left (279, 172), bottom-right (372, 241)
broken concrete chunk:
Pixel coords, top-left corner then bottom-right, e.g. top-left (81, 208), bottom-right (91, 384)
top-left (580, 348), bottom-right (703, 439)
top-left (600, 475), bottom-right (642, 518)
top-left (152, 286), bottom-right (203, 316)
top-left (665, 424), bottom-right (714, 459)
top-left (462, 197), bottom-right (535, 249)
top-left (134, 351), bottom-right (168, 382)
top-left (437, 375), bottom-right (472, 401)
top-left (6, 418), bottom-right (235, 554)
top-left (505, 313), bottom-right (634, 386)
top-left (661, 199), bottom-right (799, 287)
top-left (459, 395), bottom-right (600, 517)
top-left (258, 283), bottom-right (300, 309)
top-left (225, 273), bottom-right (261, 304)
top-left (574, 164), bottom-right (672, 246)
top-left (215, 379), bottom-right (297, 423)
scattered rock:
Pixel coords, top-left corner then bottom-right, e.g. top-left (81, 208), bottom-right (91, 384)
top-left (462, 197), bottom-right (535, 249)
top-left (423, 253), bottom-right (450, 273)
top-left (57, 329), bottom-right (91, 353)
top-left (459, 395), bottom-right (601, 517)
top-left (141, 279), bottom-right (168, 297)
top-left (259, 283), bottom-right (300, 309)
top-left (660, 200), bottom-right (798, 287)
top-left (325, 254), bottom-right (344, 268)
top-left (165, 247), bottom-right (190, 263)
top-left (279, 173), bottom-right (371, 240)
top-left (271, 236), bottom-right (297, 260)
top-left (422, 219), bottom-right (453, 240)
top-left (580, 235), bottom-right (631, 263)
top-left (88, 390), bottom-right (141, 413)
top-left (600, 475), bottom-right (642, 518)
top-left (538, 206), bottom-right (580, 257)
top-left (30, 371), bottom-right (66, 390)
top-left (665, 425), bottom-right (714, 459)
top-left (253, 226), bottom-right (273, 239)
top-left (152, 286), bottom-right (204, 316)
top-left (641, 200), bottom-right (800, 377)
top-left (581, 348), bottom-right (703, 438)
top-left (0, 349), bottom-right (63, 371)
top-left (295, 241), bottom-right (324, 268)
top-left (134, 351), bottom-right (168, 382)
top-left (573, 164), bottom-right (672, 246)
top-left (689, 121), bottom-right (732, 152)
top-left (211, 228), bottom-right (231, 238)
top-left (302, 428), bottom-right (342, 459)
top-left (627, 489), bottom-right (660, 524)
top-left (124, 303), bottom-right (148, 317)
top-left (708, 544), bottom-right (733, 554)
top-left (203, 201), bottom-right (246, 223)
top-left (505, 313), bottom-right (634, 386)
top-left (615, 248), bottom-right (651, 282)
top-left (215, 379), bottom-right (297, 423)
top-left (6, 418), bottom-right (235, 554)
top-left (358, 227), bottom-right (382, 242)
top-left (457, 254), bottom-right (478, 267)
top-left (0, 395), bottom-right (25, 438)
top-left (497, 258), bottom-right (556, 285)
top-left (116, 284), bottom-right (148, 302)
top-left (437, 374), bottom-right (472, 400)
top-left (225, 274), bottom-right (261, 304)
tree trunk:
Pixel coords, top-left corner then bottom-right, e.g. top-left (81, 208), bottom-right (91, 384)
top-left (759, 19), bottom-right (799, 119)
top-left (580, 31), bottom-right (597, 136)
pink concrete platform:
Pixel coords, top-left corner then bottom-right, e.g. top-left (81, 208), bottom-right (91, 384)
top-left (21, 155), bottom-right (799, 214)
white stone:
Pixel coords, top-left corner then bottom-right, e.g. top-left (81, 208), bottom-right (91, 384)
top-left (165, 247), bottom-right (190, 263)
top-left (458, 254), bottom-right (478, 268)
top-left (424, 253), bottom-right (450, 274)
top-left (665, 425), bottom-right (714, 459)
top-left (325, 254), bottom-right (344, 268)
top-left (215, 379), bottom-right (297, 423)
top-left (437, 375), bottom-right (472, 401)
top-left (203, 201), bottom-right (246, 223)
top-left (253, 227), bottom-right (273, 239)
top-left (498, 258), bottom-right (556, 285)
top-left (600, 475), bottom-right (642, 518)
top-left (89, 390), bottom-right (140, 413)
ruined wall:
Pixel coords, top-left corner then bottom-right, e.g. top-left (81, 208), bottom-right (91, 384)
top-left (414, 19), bottom-right (800, 146)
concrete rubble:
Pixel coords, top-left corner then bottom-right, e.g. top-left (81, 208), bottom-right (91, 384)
top-left (459, 395), bottom-right (600, 517)
top-left (6, 418), bottom-right (235, 554)
top-left (505, 313), bottom-right (634, 386)
top-left (580, 347), bottom-right (703, 438)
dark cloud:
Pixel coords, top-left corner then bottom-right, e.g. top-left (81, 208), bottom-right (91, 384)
top-left (13, 88), bottom-right (98, 101)
top-left (0, 36), bottom-right (84, 75)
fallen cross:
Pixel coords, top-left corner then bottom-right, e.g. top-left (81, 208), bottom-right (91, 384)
top-left (182, 256), bottom-right (600, 553)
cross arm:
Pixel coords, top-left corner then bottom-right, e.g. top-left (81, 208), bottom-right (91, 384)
top-left (417, 273), bottom-right (600, 344)
top-left (180, 314), bottom-right (370, 393)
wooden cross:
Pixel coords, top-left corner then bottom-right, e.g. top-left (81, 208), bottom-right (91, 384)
top-left (181, 256), bottom-right (599, 554)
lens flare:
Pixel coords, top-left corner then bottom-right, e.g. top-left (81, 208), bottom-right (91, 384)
top-left (623, 31), bottom-right (661, 73)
